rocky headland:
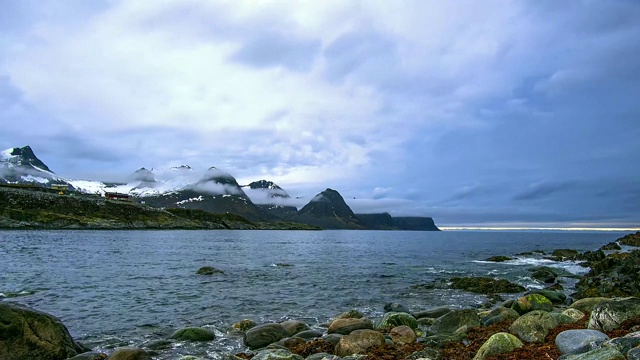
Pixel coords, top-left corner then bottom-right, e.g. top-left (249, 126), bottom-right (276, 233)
top-left (2, 231), bottom-right (640, 360)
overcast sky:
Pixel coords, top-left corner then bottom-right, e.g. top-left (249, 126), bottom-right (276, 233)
top-left (1, 1), bottom-right (639, 228)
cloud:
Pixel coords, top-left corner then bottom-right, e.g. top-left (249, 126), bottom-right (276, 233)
top-left (1, 1), bottom-right (639, 226)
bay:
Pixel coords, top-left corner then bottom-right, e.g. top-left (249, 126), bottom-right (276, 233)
top-left (0, 229), bottom-right (624, 358)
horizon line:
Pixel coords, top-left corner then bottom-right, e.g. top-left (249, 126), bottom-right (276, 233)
top-left (439, 226), bottom-right (640, 232)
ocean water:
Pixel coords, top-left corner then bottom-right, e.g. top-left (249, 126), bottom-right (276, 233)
top-left (0, 230), bottom-right (624, 358)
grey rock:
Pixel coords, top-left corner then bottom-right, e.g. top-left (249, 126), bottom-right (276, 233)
top-left (555, 329), bottom-right (609, 355)
top-left (322, 333), bottom-right (343, 346)
top-left (252, 348), bottom-right (304, 360)
top-left (558, 347), bottom-right (625, 360)
top-left (480, 307), bottom-right (519, 327)
top-left (244, 323), bottom-right (288, 349)
top-left (328, 318), bottom-right (373, 335)
top-left (305, 353), bottom-right (341, 360)
top-left (628, 346), bottom-right (640, 360)
top-left (281, 320), bottom-right (310, 337)
top-left (334, 329), bottom-right (385, 357)
top-left (413, 307), bottom-right (451, 320)
top-left (295, 329), bottom-right (324, 340)
top-left (589, 297), bottom-right (640, 332)
top-left (406, 347), bottom-right (442, 360)
top-left (196, 266), bottom-right (224, 275)
top-left (603, 331), bottom-right (640, 354)
top-left (509, 310), bottom-right (558, 343)
top-left (142, 339), bottom-right (173, 350)
top-left (170, 327), bottom-right (215, 342)
top-left (384, 302), bottom-right (411, 314)
top-left (106, 348), bottom-right (152, 360)
top-left (429, 309), bottom-right (480, 334)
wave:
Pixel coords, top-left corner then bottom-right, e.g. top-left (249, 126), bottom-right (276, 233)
top-left (473, 257), bottom-right (589, 275)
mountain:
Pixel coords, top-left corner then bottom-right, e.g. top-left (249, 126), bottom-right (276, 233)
top-left (139, 167), bottom-right (270, 221)
top-left (295, 188), bottom-right (365, 229)
top-left (244, 180), bottom-right (290, 198)
top-left (0, 146), bottom-right (63, 185)
top-left (357, 213), bottom-right (440, 231)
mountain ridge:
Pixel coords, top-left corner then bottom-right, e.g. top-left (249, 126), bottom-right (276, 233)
top-left (0, 145), bottom-right (440, 230)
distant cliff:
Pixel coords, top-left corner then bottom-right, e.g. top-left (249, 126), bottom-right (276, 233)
top-left (356, 213), bottom-right (440, 231)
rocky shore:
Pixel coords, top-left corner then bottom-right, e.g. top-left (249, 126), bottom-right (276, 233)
top-left (1, 231), bottom-right (640, 360)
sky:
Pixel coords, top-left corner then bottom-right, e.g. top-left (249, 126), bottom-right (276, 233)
top-left (1, 0), bottom-right (639, 228)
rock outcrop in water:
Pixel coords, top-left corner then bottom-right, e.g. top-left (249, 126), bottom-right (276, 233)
top-left (0, 302), bottom-right (86, 360)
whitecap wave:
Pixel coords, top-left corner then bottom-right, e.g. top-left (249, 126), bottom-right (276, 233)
top-left (473, 257), bottom-right (589, 275)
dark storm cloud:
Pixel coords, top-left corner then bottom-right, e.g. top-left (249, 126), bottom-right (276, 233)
top-left (513, 181), bottom-right (576, 201)
top-left (229, 32), bottom-right (321, 72)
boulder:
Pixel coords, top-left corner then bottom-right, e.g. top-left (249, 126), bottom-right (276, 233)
top-left (276, 337), bottom-right (306, 350)
top-left (480, 307), bottom-right (520, 327)
top-left (569, 297), bottom-right (611, 313)
top-left (383, 302), bottom-right (411, 314)
top-left (629, 347), bottom-right (640, 360)
top-left (528, 290), bottom-right (566, 304)
top-left (294, 329), bottom-right (323, 340)
top-left (406, 348), bottom-right (442, 360)
top-left (389, 325), bottom-right (416, 344)
top-left (602, 331), bottom-right (640, 354)
top-left (511, 294), bottom-right (553, 315)
top-left (555, 329), bottom-right (609, 355)
top-left (558, 347), bottom-right (625, 360)
top-left (196, 266), bottom-right (224, 275)
top-left (550, 312), bottom-right (579, 325)
top-left (334, 310), bottom-right (364, 320)
top-left (243, 323), bottom-right (288, 349)
top-left (280, 320), bottom-right (310, 337)
top-left (449, 277), bottom-right (525, 294)
top-left (322, 333), bottom-right (343, 346)
top-left (105, 348), bottom-right (152, 360)
top-left (429, 309), bottom-right (480, 334)
top-left (530, 269), bottom-right (557, 283)
top-left (328, 318), bottom-right (373, 335)
top-left (305, 354), bottom-right (341, 360)
top-left (473, 332), bottom-right (523, 360)
top-left (251, 348), bottom-right (303, 360)
top-left (67, 352), bottom-right (108, 360)
top-left (484, 256), bottom-right (513, 262)
top-left (600, 242), bottom-right (622, 251)
top-left (508, 310), bottom-right (558, 343)
top-left (170, 327), bottom-right (215, 341)
top-left (0, 302), bottom-right (85, 360)
top-left (334, 329), bottom-right (385, 357)
top-left (375, 312), bottom-right (418, 330)
top-left (562, 308), bottom-right (586, 322)
top-left (575, 251), bottom-right (640, 298)
top-left (229, 319), bottom-right (256, 333)
top-left (552, 249), bottom-right (579, 259)
top-left (619, 231), bottom-right (640, 246)
top-left (588, 297), bottom-right (640, 332)
top-left (413, 307), bottom-right (451, 320)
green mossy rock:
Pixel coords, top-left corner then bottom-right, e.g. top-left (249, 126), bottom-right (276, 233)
top-left (229, 319), bottom-right (256, 333)
top-left (335, 310), bottom-right (364, 320)
top-left (508, 310), bottom-right (558, 343)
top-left (569, 297), bottom-right (611, 313)
top-left (528, 290), bottom-right (566, 304)
top-left (328, 318), bottom-right (373, 335)
top-left (480, 306), bottom-right (520, 327)
top-left (559, 347), bottom-right (625, 360)
top-left (375, 312), bottom-right (418, 330)
top-left (473, 332), bottom-right (523, 360)
top-left (243, 323), bottom-right (288, 349)
top-left (280, 320), bottom-right (310, 337)
top-left (170, 327), bottom-right (215, 342)
top-left (449, 277), bottom-right (525, 294)
top-left (484, 256), bottom-right (513, 262)
top-left (511, 294), bottom-right (553, 315)
top-left (429, 309), bottom-right (480, 334)
top-left (0, 302), bottom-right (85, 360)
top-left (619, 231), bottom-right (640, 246)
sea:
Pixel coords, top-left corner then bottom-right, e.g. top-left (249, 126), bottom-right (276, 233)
top-left (0, 229), bottom-right (627, 359)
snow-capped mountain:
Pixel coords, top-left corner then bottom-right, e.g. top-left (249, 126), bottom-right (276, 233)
top-left (243, 180), bottom-right (290, 198)
top-left (0, 146), bottom-right (66, 185)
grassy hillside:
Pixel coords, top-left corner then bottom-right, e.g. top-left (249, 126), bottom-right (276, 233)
top-left (0, 187), bottom-right (319, 230)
